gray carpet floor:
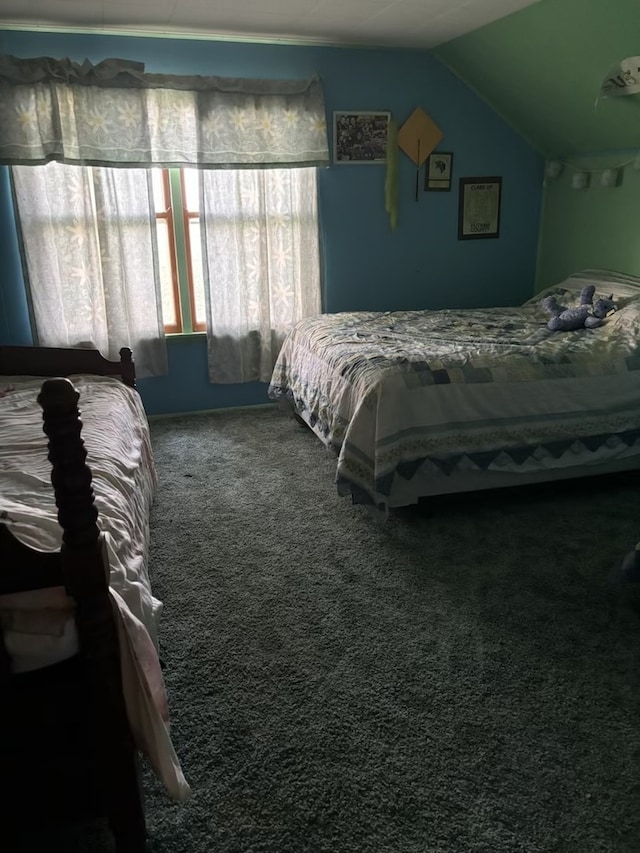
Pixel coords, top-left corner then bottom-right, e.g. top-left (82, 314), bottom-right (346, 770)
top-left (139, 407), bottom-right (640, 853)
top-left (18, 406), bottom-right (640, 852)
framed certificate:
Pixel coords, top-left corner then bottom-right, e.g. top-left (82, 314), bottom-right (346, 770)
top-left (458, 176), bottom-right (502, 240)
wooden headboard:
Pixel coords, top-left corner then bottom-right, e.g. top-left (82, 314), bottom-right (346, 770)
top-left (0, 345), bottom-right (136, 388)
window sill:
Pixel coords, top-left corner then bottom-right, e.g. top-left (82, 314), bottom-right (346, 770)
top-left (166, 331), bottom-right (206, 343)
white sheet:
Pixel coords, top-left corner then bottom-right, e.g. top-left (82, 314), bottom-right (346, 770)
top-left (0, 374), bottom-right (190, 801)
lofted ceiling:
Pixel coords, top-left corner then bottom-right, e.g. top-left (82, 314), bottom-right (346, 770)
top-left (0, 0), bottom-right (543, 49)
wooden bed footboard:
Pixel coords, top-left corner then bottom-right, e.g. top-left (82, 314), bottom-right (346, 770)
top-left (0, 344), bottom-right (136, 387)
top-left (0, 377), bottom-right (145, 850)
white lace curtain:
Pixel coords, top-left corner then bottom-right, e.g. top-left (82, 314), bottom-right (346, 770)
top-left (12, 162), bottom-right (168, 378)
top-left (200, 168), bottom-right (321, 383)
top-left (0, 55), bottom-right (329, 169)
top-left (2, 55), bottom-right (328, 382)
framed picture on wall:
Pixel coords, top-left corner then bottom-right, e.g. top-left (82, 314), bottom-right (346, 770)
top-left (333, 111), bottom-right (391, 164)
top-left (424, 152), bottom-right (453, 191)
top-left (458, 176), bottom-right (502, 239)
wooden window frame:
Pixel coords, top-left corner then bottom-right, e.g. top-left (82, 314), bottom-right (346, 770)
top-left (155, 170), bottom-right (183, 334)
top-left (179, 170), bottom-right (206, 333)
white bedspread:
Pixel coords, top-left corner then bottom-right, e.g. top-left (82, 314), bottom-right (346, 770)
top-left (0, 374), bottom-right (190, 801)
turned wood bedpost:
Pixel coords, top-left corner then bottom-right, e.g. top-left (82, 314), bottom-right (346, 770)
top-left (38, 378), bottom-right (145, 852)
top-left (0, 617), bottom-right (11, 683)
top-left (119, 347), bottom-right (136, 389)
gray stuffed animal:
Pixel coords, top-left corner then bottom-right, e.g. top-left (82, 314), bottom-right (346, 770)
top-left (542, 284), bottom-right (617, 331)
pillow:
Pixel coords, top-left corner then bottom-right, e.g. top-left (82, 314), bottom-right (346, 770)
top-left (524, 269), bottom-right (640, 307)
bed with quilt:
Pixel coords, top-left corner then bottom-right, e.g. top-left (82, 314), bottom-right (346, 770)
top-left (269, 270), bottom-right (640, 514)
top-left (0, 345), bottom-right (189, 851)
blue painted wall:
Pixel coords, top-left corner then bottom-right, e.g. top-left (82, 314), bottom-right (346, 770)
top-left (0, 29), bottom-right (543, 414)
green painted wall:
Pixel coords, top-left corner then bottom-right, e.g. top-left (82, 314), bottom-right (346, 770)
top-left (435, 0), bottom-right (640, 158)
top-left (536, 153), bottom-right (640, 290)
top-left (436, 0), bottom-right (640, 293)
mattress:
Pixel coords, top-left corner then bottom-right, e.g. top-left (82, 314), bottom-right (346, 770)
top-left (269, 270), bottom-right (640, 512)
top-left (0, 374), bottom-right (190, 800)
top-left (0, 374), bottom-right (158, 672)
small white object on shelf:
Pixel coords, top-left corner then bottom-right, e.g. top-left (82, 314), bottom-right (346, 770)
top-left (545, 160), bottom-right (563, 180)
top-left (571, 171), bottom-right (589, 190)
top-left (601, 168), bottom-right (621, 187)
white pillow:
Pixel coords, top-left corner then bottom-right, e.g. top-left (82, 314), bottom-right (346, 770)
top-left (524, 269), bottom-right (640, 307)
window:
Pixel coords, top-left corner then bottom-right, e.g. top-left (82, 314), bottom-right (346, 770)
top-left (13, 160), bottom-right (321, 383)
top-left (152, 168), bottom-right (206, 334)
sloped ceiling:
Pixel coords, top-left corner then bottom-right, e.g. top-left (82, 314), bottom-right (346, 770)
top-left (434, 0), bottom-right (640, 158)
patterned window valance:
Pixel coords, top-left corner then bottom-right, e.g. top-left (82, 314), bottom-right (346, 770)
top-left (0, 55), bottom-right (329, 168)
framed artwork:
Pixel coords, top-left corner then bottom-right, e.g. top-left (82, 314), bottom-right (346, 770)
top-left (458, 176), bottom-right (502, 240)
top-left (424, 151), bottom-right (453, 191)
top-left (333, 111), bottom-right (391, 164)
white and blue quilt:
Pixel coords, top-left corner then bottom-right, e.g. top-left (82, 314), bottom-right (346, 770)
top-left (269, 271), bottom-right (640, 511)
